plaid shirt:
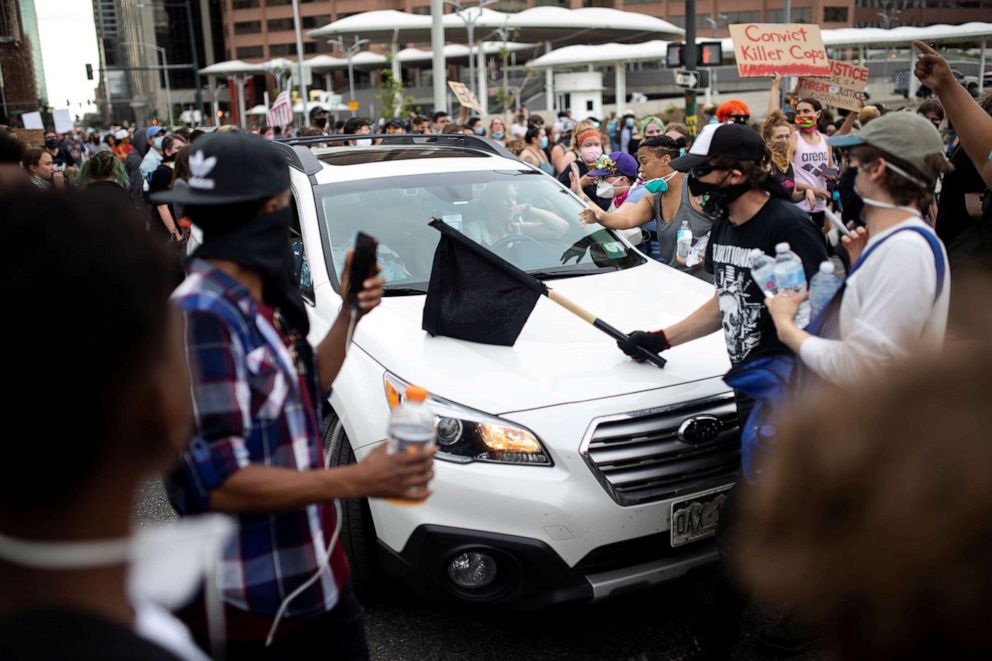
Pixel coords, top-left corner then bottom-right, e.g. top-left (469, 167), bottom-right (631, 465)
top-left (166, 259), bottom-right (348, 619)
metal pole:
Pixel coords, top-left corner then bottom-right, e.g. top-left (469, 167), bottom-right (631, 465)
top-left (467, 19), bottom-right (476, 102)
top-left (685, 0), bottom-right (698, 136)
top-left (291, 0), bottom-right (308, 125)
top-left (477, 43), bottom-right (487, 115)
top-left (781, 0), bottom-right (791, 109)
top-left (161, 48), bottom-right (173, 125)
top-left (347, 54), bottom-right (356, 116)
top-left (431, 0), bottom-right (447, 112)
top-left (980, 40), bottom-right (987, 96)
top-left (615, 61), bottom-right (626, 116)
top-left (236, 75), bottom-right (247, 129)
top-left (182, 0), bottom-right (204, 124)
top-left (544, 41), bottom-right (554, 112)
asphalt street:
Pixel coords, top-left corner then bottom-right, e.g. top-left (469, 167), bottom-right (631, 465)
top-left (138, 480), bottom-right (819, 661)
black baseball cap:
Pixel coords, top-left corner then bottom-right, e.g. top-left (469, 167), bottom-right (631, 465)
top-left (669, 123), bottom-right (767, 172)
top-left (150, 132), bottom-right (290, 206)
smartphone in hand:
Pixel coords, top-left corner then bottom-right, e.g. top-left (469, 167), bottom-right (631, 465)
top-left (347, 231), bottom-right (379, 306)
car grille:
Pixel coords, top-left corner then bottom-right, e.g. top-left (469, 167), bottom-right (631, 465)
top-left (581, 394), bottom-right (740, 506)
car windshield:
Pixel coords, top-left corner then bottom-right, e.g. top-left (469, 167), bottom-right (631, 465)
top-left (314, 168), bottom-right (645, 293)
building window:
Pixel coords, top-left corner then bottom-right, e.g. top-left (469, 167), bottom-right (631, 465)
top-left (302, 16), bottom-right (320, 28)
top-left (724, 10), bottom-right (760, 23)
top-left (231, 0), bottom-right (259, 8)
top-left (823, 6), bottom-right (849, 22)
top-left (267, 18), bottom-right (294, 32)
top-left (304, 42), bottom-right (318, 54)
top-left (265, 0), bottom-right (292, 6)
top-left (667, 15), bottom-right (685, 27)
top-left (236, 45), bottom-right (263, 58)
top-left (623, 0), bottom-right (656, 4)
top-left (493, 0), bottom-right (527, 10)
top-left (582, 0), bottom-right (614, 6)
top-left (269, 43), bottom-right (295, 56)
top-left (766, 7), bottom-right (812, 22)
top-left (534, 0), bottom-right (570, 5)
top-left (412, 5), bottom-right (432, 14)
top-left (234, 21), bottom-right (261, 34)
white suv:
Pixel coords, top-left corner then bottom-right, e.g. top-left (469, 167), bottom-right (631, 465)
top-left (272, 134), bottom-right (738, 608)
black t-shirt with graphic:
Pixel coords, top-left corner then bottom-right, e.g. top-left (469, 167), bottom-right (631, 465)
top-left (704, 196), bottom-right (828, 365)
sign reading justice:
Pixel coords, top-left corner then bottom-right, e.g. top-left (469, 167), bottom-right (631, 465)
top-left (729, 23), bottom-right (831, 78)
top-left (795, 60), bottom-right (870, 111)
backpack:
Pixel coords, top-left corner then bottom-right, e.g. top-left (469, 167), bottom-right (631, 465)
top-left (725, 225), bottom-right (946, 483)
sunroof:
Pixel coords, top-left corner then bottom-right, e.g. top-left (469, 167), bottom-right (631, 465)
top-left (317, 147), bottom-right (489, 166)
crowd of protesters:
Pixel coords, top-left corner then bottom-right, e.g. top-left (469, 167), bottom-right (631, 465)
top-left (3, 38), bottom-right (992, 661)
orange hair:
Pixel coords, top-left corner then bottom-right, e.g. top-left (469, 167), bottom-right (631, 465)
top-left (717, 99), bottom-right (751, 123)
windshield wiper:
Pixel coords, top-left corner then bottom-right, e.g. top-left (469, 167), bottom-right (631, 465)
top-left (382, 286), bottom-right (428, 296)
top-left (529, 266), bottom-right (618, 281)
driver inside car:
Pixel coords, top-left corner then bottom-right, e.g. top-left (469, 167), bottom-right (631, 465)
top-left (462, 181), bottom-right (570, 249)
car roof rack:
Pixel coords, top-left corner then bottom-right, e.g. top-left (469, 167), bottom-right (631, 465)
top-left (271, 133), bottom-right (516, 172)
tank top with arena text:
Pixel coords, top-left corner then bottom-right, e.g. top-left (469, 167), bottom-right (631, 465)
top-left (792, 131), bottom-right (829, 213)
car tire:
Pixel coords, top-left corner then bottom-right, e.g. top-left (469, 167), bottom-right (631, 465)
top-left (323, 412), bottom-right (388, 602)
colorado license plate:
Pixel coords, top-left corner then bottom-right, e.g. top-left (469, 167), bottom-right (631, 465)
top-left (670, 485), bottom-right (732, 547)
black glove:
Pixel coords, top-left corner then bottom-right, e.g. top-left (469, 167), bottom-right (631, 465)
top-left (617, 330), bottom-right (670, 361)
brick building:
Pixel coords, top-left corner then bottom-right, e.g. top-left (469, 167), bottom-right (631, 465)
top-left (0, 0), bottom-right (41, 124)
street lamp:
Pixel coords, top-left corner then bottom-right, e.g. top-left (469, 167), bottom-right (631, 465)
top-left (335, 36), bottom-right (370, 116)
top-left (443, 0), bottom-right (498, 105)
top-left (122, 41), bottom-right (173, 125)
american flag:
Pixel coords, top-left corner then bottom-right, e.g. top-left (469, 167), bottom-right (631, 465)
top-left (267, 90), bottom-right (293, 128)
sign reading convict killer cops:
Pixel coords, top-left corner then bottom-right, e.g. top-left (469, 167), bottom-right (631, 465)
top-left (729, 23), bottom-right (831, 78)
top-left (795, 60), bottom-right (870, 111)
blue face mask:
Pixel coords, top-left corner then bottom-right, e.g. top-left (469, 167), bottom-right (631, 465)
top-left (491, 132), bottom-right (504, 140)
top-left (153, 137), bottom-right (164, 150)
top-left (643, 179), bottom-right (669, 194)
top-left (539, 136), bottom-right (549, 149)
top-left (625, 118), bottom-right (634, 128)
top-left (679, 147), bottom-right (687, 157)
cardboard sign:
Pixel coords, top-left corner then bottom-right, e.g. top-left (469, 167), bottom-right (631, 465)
top-left (729, 23), bottom-right (830, 78)
top-left (12, 128), bottom-right (44, 147)
top-left (53, 108), bottom-right (73, 134)
top-left (795, 60), bottom-right (870, 111)
top-left (22, 111), bottom-right (43, 130)
top-left (447, 81), bottom-right (481, 113)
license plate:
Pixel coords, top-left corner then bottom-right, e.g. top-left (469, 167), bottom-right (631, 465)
top-left (670, 485), bottom-right (732, 547)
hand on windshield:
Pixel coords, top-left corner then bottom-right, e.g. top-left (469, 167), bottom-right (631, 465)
top-left (569, 162), bottom-right (594, 202)
top-left (579, 204), bottom-right (604, 226)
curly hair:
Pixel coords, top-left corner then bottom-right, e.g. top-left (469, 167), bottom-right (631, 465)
top-left (77, 150), bottom-right (130, 188)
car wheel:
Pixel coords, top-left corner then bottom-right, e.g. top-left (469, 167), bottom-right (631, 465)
top-left (322, 412), bottom-right (387, 602)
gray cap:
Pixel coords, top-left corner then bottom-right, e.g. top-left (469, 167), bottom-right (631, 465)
top-left (828, 112), bottom-right (948, 184)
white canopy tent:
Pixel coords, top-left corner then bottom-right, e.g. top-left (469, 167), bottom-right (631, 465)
top-left (527, 22), bottom-right (992, 113)
top-left (308, 7), bottom-right (683, 113)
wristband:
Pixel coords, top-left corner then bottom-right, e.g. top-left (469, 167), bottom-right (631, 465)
top-left (651, 329), bottom-right (672, 351)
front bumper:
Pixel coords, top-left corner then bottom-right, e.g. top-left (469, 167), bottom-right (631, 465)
top-left (378, 523), bottom-right (719, 609)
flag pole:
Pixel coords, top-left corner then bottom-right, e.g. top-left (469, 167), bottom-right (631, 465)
top-left (427, 219), bottom-right (667, 368)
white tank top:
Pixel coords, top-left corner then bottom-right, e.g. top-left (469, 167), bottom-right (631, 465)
top-left (792, 131), bottom-right (830, 213)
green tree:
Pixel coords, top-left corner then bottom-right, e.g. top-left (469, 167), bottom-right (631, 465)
top-left (376, 55), bottom-right (414, 119)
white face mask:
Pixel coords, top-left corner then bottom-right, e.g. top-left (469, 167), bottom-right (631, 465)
top-left (596, 180), bottom-right (615, 198)
top-left (0, 514), bottom-right (234, 611)
top-left (356, 138), bottom-right (372, 146)
top-left (855, 162), bottom-right (925, 217)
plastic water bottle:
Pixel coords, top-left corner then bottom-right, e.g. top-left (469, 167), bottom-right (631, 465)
top-left (773, 242), bottom-right (811, 328)
top-left (808, 260), bottom-right (843, 319)
top-left (676, 220), bottom-right (692, 262)
top-left (749, 248), bottom-right (777, 298)
top-left (685, 233), bottom-right (709, 267)
top-left (386, 385), bottom-right (435, 505)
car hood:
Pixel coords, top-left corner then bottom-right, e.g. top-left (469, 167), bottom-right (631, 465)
top-left (350, 262), bottom-right (730, 414)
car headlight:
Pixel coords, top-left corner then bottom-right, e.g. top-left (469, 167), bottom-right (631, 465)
top-left (383, 373), bottom-right (551, 466)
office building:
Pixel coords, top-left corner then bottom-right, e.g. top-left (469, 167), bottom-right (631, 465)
top-left (0, 0), bottom-right (40, 124)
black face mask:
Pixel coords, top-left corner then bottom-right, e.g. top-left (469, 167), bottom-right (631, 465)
top-left (45, 139), bottom-right (59, 150)
top-left (688, 173), bottom-right (752, 218)
top-left (314, 117), bottom-right (327, 130)
top-left (194, 205), bottom-right (309, 337)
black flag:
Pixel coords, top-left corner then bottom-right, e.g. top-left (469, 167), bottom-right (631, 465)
top-left (422, 219), bottom-right (547, 346)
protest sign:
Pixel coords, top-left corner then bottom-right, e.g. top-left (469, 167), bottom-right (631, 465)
top-left (12, 129), bottom-right (44, 147)
top-left (53, 108), bottom-right (73, 134)
top-left (447, 81), bottom-right (481, 113)
top-left (729, 23), bottom-right (831, 78)
top-left (795, 60), bottom-right (870, 111)
top-left (22, 111), bottom-right (43, 130)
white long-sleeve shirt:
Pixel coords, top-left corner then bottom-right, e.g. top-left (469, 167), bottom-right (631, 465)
top-left (798, 219), bottom-right (950, 386)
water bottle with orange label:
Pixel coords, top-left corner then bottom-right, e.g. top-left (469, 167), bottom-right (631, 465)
top-left (386, 385), bottom-right (435, 506)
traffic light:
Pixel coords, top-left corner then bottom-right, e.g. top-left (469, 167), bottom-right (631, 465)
top-left (85, 64), bottom-right (93, 80)
top-left (665, 42), bottom-right (724, 67)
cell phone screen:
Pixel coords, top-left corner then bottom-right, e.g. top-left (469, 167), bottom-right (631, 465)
top-left (347, 232), bottom-right (378, 304)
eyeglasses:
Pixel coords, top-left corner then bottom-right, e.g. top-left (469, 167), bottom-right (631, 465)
top-left (689, 163), bottom-right (728, 178)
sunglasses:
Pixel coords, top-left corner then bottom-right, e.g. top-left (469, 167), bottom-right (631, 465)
top-left (729, 115), bottom-right (750, 124)
top-left (689, 163), bottom-right (729, 178)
